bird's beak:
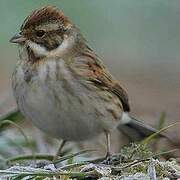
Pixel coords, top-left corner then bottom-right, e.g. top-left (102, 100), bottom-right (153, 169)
top-left (10, 33), bottom-right (27, 44)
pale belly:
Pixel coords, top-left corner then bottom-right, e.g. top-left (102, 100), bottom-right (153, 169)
top-left (12, 60), bottom-right (121, 141)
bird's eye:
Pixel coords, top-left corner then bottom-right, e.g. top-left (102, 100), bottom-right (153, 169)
top-left (35, 30), bottom-right (45, 38)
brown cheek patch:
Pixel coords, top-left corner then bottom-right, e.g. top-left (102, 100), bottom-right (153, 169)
top-left (43, 36), bottom-right (60, 50)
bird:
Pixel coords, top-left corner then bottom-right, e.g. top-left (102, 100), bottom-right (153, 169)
top-left (10, 6), bottom-right (162, 159)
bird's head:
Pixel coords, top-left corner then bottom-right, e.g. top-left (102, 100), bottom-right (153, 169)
top-left (10, 6), bottom-right (85, 61)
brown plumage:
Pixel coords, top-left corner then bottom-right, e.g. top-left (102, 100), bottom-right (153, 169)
top-left (10, 6), bottom-right (163, 159)
top-left (21, 6), bottom-right (70, 30)
top-left (75, 50), bottom-right (130, 112)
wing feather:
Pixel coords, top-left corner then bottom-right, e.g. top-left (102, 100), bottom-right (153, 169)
top-left (71, 49), bottom-right (130, 112)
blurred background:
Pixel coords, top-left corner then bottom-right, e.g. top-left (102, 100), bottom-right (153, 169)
top-left (0, 0), bottom-right (179, 161)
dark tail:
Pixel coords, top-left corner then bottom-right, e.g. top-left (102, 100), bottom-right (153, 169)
top-left (117, 113), bottom-right (166, 142)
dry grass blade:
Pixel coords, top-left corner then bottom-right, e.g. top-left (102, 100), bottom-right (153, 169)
top-left (0, 107), bottom-right (23, 123)
top-left (0, 120), bottom-right (34, 160)
top-left (0, 168), bottom-right (93, 179)
top-left (141, 122), bottom-right (180, 144)
top-left (6, 154), bottom-right (54, 164)
top-left (152, 149), bottom-right (179, 158)
top-left (111, 148), bottom-right (178, 171)
top-left (53, 149), bottom-right (96, 164)
top-left (0, 107), bottom-right (18, 120)
top-left (156, 112), bottom-right (166, 130)
top-left (60, 161), bottom-right (89, 170)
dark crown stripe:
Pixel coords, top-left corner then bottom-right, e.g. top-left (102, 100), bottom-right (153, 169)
top-left (21, 6), bottom-right (69, 30)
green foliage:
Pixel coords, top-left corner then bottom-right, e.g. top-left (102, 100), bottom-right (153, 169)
top-left (0, 108), bottom-right (24, 128)
top-left (120, 143), bottom-right (153, 162)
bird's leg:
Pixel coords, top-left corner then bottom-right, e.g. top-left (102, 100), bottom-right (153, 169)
top-left (104, 131), bottom-right (111, 158)
top-left (53, 140), bottom-right (66, 161)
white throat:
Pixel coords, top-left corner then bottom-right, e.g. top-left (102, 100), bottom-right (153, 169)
top-left (26, 34), bottom-right (75, 58)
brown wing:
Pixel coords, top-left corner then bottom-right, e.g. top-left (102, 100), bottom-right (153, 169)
top-left (71, 49), bottom-right (130, 112)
